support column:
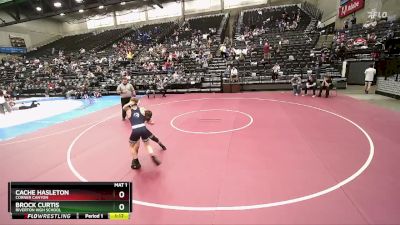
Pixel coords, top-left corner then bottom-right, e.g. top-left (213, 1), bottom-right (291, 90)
top-left (113, 11), bottom-right (117, 26)
top-left (145, 5), bottom-right (149, 22)
top-left (182, 0), bottom-right (185, 20)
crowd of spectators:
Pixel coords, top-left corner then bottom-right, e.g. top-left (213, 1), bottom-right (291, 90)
top-left (331, 17), bottom-right (398, 61)
top-left (6, 6), bottom-right (394, 101)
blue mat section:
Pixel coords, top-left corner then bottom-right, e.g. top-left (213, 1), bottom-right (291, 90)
top-left (0, 96), bottom-right (121, 141)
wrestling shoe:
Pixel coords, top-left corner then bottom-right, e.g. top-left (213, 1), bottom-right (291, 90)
top-left (151, 155), bottom-right (161, 166)
top-left (159, 143), bottom-right (167, 151)
top-left (131, 159), bottom-right (141, 169)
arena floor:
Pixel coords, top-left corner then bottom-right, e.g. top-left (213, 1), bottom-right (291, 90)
top-left (1, 92), bottom-right (400, 224)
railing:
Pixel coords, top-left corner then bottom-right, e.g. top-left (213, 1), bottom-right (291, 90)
top-left (218, 13), bottom-right (230, 43)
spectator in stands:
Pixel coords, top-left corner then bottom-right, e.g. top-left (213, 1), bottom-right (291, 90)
top-left (318, 75), bottom-right (332, 98)
top-left (344, 19), bottom-right (349, 29)
top-left (273, 43), bottom-right (281, 56)
top-left (127, 51), bottom-right (134, 61)
top-left (364, 64), bottom-right (376, 94)
top-left (317, 21), bottom-right (325, 29)
top-left (351, 13), bottom-right (357, 25)
top-left (337, 43), bottom-right (347, 61)
top-left (224, 65), bottom-right (231, 79)
top-left (282, 38), bottom-right (290, 45)
top-left (93, 90), bottom-right (102, 98)
top-left (272, 63), bottom-right (280, 81)
top-left (367, 33), bottom-right (377, 44)
top-left (290, 75), bottom-right (302, 96)
top-left (0, 90), bottom-right (12, 114)
top-left (145, 79), bottom-right (156, 99)
top-left (263, 41), bottom-right (271, 63)
top-left (156, 77), bottom-right (167, 97)
top-left (363, 19), bottom-right (377, 29)
top-left (303, 74), bottom-right (317, 97)
top-left (230, 66), bottom-right (239, 83)
top-left (117, 77), bottom-right (135, 121)
top-left (220, 44), bottom-right (228, 59)
top-left (172, 70), bottom-right (180, 81)
top-left (290, 20), bottom-right (298, 30)
top-left (279, 20), bottom-right (285, 32)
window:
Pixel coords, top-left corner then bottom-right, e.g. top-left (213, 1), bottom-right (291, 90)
top-left (116, 9), bottom-right (146, 25)
top-left (224, 0), bottom-right (266, 9)
top-left (87, 15), bottom-right (114, 29)
top-left (147, 2), bottom-right (182, 20)
top-left (184, 0), bottom-right (221, 14)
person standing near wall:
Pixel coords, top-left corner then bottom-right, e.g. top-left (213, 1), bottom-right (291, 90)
top-left (351, 13), bottom-right (357, 25)
top-left (117, 77), bottom-right (135, 121)
top-left (364, 64), bottom-right (376, 94)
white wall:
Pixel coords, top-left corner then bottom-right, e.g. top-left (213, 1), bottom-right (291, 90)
top-left (184, 0), bottom-right (222, 15)
top-left (61, 21), bottom-right (89, 35)
top-left (0, 11), bottom-right (62, 49)
top-left (312, 0), bottom-right (338, 22)
top-left (224, 0), bottom-right (268, 9)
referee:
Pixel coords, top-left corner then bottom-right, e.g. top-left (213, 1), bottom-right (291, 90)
top-left (117, 77), bottom-right (135, 121)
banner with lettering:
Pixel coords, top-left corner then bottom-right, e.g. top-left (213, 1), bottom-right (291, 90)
top-left (0, 47), bottom-right (27, 54)
top-left (339, 0), bottom-right (365, 18)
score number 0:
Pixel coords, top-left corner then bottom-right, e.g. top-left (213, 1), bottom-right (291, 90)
top-left (118, 191), bottom-right (125, 211)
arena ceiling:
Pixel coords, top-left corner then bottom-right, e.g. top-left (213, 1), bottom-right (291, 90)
top-left (0, 0), bottom-right (173, 27)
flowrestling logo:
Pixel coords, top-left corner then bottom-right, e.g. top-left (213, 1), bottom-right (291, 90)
top-left (367, 8), bottom-right (388, 20)
top-left (339, 0), bottom-right (365, 18)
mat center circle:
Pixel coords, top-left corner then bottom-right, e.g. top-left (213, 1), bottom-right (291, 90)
top-left (170, 109), bottom-right (253, 134)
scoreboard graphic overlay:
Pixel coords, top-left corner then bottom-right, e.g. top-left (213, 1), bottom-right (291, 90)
top-left (8, 182), bottom-right (132, 220)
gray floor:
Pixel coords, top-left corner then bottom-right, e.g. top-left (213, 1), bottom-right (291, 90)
top-left (339, 85), bottom-right (400, 112)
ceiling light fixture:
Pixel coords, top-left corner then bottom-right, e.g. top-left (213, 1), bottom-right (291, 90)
top-left (60, 12), bottom-right (65, 16)
top-left (120, 1), bottom-right (126, 5)
top-left (54, 1), bottom-right (61, 7)
top-left (98, 5), bottom-right (104, 9)
top-left (78, 9), bottom-right (84, 13)
top-left (36, 6), bottom-right (42, 11)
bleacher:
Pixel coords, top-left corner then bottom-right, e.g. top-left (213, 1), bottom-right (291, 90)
top-left (0, 3), bottom-right (362, 96)
top-left (121, 14), bottom-right (227, 94)
top-left (333, 21), bottom-right (400, 60)
top-left (226, 4), bottom-right (345, 88)
top-left (27, 27), bottom-right (132, 58)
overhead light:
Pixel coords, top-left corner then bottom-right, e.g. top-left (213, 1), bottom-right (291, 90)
top-left (98, 5), bottom-right (104, 9)
top-left (120, 1), bottom-right (126, 5)
top-left (78, 9), bottom-right (84, 13)
top-left (75, 0), bottom-right (83, 3)
top-left (54, 1), bottom-right (61, 7)
top-left (36, 6), bottom-right (42, 11)
top-left (60, 13), bottom-right (65, 16)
